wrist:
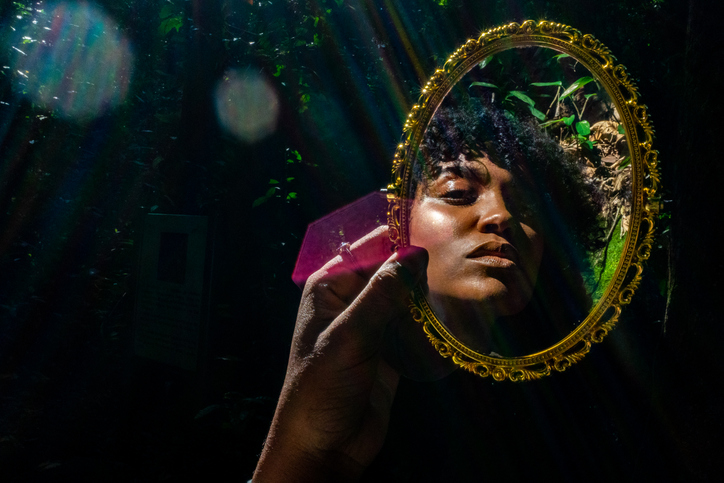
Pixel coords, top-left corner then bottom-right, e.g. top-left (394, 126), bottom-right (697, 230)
top-left (253, 433), bottom-right (365, 483)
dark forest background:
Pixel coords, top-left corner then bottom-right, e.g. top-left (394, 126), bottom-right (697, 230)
top-left (1, 0), bottom-right (722, 481)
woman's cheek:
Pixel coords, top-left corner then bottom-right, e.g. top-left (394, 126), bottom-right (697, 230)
top-left (410, 202), bottom-right (457, 249)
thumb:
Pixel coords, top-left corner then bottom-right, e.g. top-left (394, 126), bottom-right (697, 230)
top-left (322, 246), bottom-right (428, 357)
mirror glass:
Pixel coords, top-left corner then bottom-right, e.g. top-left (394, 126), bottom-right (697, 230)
top-left (407, 46), bottom-right (632, 357)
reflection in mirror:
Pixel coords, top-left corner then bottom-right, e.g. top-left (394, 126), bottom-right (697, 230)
top-left (408, 46), bottom-right (631, 357)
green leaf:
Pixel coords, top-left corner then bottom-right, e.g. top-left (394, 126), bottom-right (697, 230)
top-left (252, 196), bottom-right (269, 208)
top-left (618, 124), bottom-right (625, 134)
top-left (530, 81), bottom-right (562, 87)
top-left (563, 115), bottom-right (576, 126)
top-left (478, 56), bottom-right (492, 70)
top-left (273, 65), bottom-right (285, 77)
top-left (469, 81), bottom-right (499, 89)
top-left (299, 94), bottom-right (310, 113)
top-left (539, 118), bottom-right (565, 128)
top-left (575, 120), bottom-right (591, 136)
top-left (528, 105), bottom-right (545, 121)
top-left (159, 17), bottom-right (182, 36)
top-left (583, 140), bottom-right (594, 150)
top-left (618, 156), bottom-right (631, 169)
top-left (286, 150), bottom-right (303, 163)
top-left (269, 179), bottom-right (279, 184)
top-left (585, 93), bottom-right (596, 99)
top-left (286, 192), bottom-right (298, 200)
top-left (159, 5), bottom-right (175, 19)
top-left (252, 187), bottom-right (278, 208)
top-left (507, 91), bottom-right (535, 106)
top-left (286, 177), bottom-right (295, 182)
top-left (560, 76), bottom-right (595, 101)
top-left (552, 53), bottom-right (570, 61)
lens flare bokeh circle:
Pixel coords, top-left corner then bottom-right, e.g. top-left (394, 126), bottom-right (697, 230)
top-left (214, 68), bottom-right (280, 144)
top-left (10, 1), bottom-right (133, 120)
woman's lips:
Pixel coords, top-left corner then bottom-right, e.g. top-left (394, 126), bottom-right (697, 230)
top-left (468, 253), bottom-right (516, 268)
top-left (466, 241), bottom-right (519, 267)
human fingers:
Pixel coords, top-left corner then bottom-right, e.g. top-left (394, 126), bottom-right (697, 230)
top-left (319, 246), bottom-right (428, 363)
top-left (307, 225), bottom-right (392, 293)
top-left (346, 225), bottom-right (395, 277)
top-left (296, 226), bottom-right (395, 343)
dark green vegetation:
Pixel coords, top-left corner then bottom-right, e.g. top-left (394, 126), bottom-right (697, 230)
top-left (1, 0), bottom-right (722, 481)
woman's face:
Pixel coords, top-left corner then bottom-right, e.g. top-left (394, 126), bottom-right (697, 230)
top-left (409, 154), bottom-right (545, 320)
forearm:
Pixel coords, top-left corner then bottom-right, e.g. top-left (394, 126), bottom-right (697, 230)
top-left (253, 427), bottom-right (365, 483)
top-left (251, 235), bottom-right (426, 482)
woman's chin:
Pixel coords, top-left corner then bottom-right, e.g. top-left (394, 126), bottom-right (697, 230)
top-left (428, 287), bottom-right (532, 320)
top-left (425, 289), bottom-right (536, 355)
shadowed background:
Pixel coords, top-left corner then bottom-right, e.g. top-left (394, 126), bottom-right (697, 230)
top-left (0, 0), bottom-right (721, 481)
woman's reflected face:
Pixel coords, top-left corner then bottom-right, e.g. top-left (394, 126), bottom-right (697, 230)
top-left (410, 154), bottom-right (544, 319)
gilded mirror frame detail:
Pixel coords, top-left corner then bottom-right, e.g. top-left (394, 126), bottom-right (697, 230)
top-left (387, 20), bottom-right (660, 381)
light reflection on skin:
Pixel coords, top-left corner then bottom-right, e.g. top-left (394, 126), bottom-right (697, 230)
top-left (409, 154), bottom-right (544, 350)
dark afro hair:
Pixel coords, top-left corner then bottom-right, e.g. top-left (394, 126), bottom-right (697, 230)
top-left (410, 98), bottom-right (610, 353)
top-left (412, 98), bottom-right (607, 255)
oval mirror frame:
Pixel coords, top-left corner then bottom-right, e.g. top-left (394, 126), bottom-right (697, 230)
top-left (386, 20), bottom-right (661, 381)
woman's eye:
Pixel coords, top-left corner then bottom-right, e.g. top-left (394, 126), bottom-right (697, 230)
top-left (440, 189), bottom-right (476, 204)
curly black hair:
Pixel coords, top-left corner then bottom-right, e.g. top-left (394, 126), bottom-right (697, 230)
top-left (413, 98), bottom-right (606, 254)
top-left (411, 98), bottom-right (608, 355)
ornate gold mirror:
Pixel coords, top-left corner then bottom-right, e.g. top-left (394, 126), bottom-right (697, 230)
top-left (387, 21), bottom-right (660, 381)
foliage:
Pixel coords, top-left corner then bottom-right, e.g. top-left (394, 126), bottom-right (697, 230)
top-left (0, 0), bottom-right (684, 477)
top-left (158, 3), bottom-right (183, 35)
top-left (252, 149), bottom-right (310, 207)
top-left (465, 48), bottom-right (635, 300)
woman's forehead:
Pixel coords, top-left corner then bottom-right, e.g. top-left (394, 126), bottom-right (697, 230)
top-left (438, 157), bottom-right (490, 179)
top-left (432, 154), bottom-right (524, 182)
top-left (414, 154), bottom-right (533, 199)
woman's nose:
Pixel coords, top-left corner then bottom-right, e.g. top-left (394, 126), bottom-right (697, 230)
top-left (475, 193), bottom-right (513, 234)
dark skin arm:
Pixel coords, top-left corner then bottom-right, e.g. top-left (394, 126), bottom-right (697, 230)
top-left (252, 226), bottom-right (429, 482)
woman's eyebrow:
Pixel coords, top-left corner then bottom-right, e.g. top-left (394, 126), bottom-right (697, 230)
top-left (438, 163), bottom-right (490, 183)
top-left (438, 165), bottom-right (463, 177)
